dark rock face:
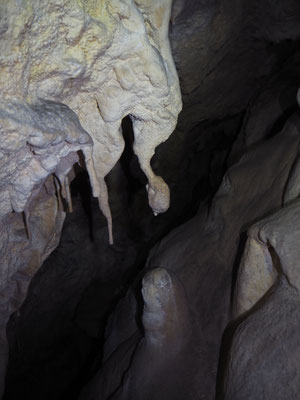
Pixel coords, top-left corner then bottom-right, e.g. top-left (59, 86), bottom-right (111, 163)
top-left (170, 0), bottom-right (300, 126)
top-left (79, 114), bottom-right (300, 400)
top-left (223, 278), bottom-right (300, 400)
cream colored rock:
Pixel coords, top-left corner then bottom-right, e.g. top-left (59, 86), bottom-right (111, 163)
top-left (234, 200), bottom-right (300, 317)
top-left (0, 0), bottom-right (181, 244)
top-left (0, 0), bottom-right (181, 395)
top-left (0, 100), bottom-right (92, 216)
top-left (233, 237), bottom-right (277, 317)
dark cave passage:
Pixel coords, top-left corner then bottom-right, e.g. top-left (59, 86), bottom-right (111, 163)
top-left (4, 107), bottom-right (242, 399)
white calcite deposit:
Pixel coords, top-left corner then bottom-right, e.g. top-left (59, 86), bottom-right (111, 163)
top-left (0, 0), bottom-right (181, 396)
top-left (0, 0), bottom-right (181, 244)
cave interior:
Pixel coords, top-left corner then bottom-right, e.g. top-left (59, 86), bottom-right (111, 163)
top-left (1, 0), bottom-right (300, 399)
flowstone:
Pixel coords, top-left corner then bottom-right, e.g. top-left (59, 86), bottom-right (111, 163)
top-left (0, 0), bottom-right (181, 395)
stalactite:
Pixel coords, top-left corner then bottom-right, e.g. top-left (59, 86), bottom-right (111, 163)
top-left (83, 146), bottom-right (114, 245)
top-left (64, 176), bottom-right (73, 213)
top-left (54, 176), bottom-right (63, 211)
top-left (97, 178), bottom-right (113, 245)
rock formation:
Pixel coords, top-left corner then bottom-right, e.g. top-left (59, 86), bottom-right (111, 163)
top-left (2, 0), bottom-right (300, 399)
top-left (224, 199), bottom-right (300, 400)
top-left (0, 0), bottom-right (181, 396)
top-left (87, 111), bottom-right (300, 400)
top-left (80, 268), bottom-right (194, 400)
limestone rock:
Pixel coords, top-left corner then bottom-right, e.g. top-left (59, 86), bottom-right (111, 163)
top-left (80, 268), bottom-right (195, 400)
top-left (224, 278), bottom-right (300, 400)
top-left (82, 111), bottom-right (300, 400)
top-left (0, 0), bottom-right (181, 395)
top-left (0, 0), bottom-right (182, 234)
top-left (0, 100), bottom-right (92, 216)
top-left (113, 268), bottom-right (193, 400)
top-left (224, 183), bottom-right (300, 399)
top-left (234, 197), bottom-right (300, 318)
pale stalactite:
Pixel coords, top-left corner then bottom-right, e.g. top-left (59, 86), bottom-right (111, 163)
top-left (54, 176), bottom-right (64, 212)
top-left (0, 0), bottom-right (181, 232)
top-left (97, 182), bottom-right (114, 246)
top-left (0, 0), bottom-right (181, 395)
top-left (0, 100), bottom-right (92, 217)
top-left (82, 145), bottom-right (114, 244)
top-left (82, 147), bottom-right (101, 199)
top-left (64, 176), bottom-right (73, 213)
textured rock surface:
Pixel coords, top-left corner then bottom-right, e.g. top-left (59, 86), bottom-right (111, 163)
top-left (80, 268), bottom-right (195, 400)
top-left (2, 0), bottom-right (300, 398)
top-left (234, 197), bottom-right (300, 317)
top-left (154, 0), bottom-right (300, 228)
top-left (224, 199), bottom-right (300, 399)
top-left (170, 0), bottom-right (300, 126)
top-left (0, 0), bottom-right (182, 239)
top-left (80, 110), bottom-right (300, 400)
top-left (113, 268), bottom-right (194, 400)
top-left (0, 0), bottom-right (181, 396)
top-left (0, 100), bottom-right (92, 216)
top-left (0, 178), bottom-right (65, 397)
top-left (224, 277), bottom-right (300, 400)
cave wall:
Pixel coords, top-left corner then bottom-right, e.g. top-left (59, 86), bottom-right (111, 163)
top-left (81, 113), bottom-right (300, 400)
top-left (78, 0), bottom-right (300, 398)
